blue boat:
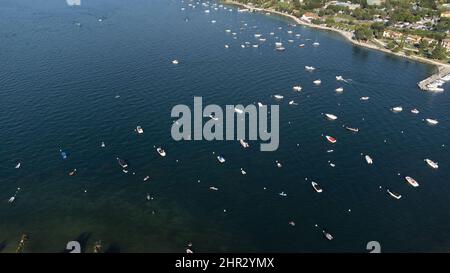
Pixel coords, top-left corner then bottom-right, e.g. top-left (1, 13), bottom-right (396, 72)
top-left (60, 149), bottom-right (68, 160)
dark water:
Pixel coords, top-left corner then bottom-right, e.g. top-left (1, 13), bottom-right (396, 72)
top-left (0, 0), bottom-right (449, 253)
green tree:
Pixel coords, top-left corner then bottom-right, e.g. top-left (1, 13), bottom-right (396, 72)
top-left (354, 25), bottom-right (373, 41)
top-left (431, 44), bottom-right (448, 60)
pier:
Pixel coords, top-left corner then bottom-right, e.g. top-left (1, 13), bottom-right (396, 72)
top-left (418, 66), bottom-right (450, 92)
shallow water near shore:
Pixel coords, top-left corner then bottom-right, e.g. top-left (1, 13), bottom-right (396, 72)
top-left (0, 0), bottom-right (449, 252)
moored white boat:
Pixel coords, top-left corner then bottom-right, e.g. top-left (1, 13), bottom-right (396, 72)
top-left (426, 118), bottom-right (438, 125)
top-left (336, 75), bottom-right (344, 81)
top-left (117, 157), bottom-right (128, 168)
top-left (239, 139), bottom-right (250, 148)
top-left (305, 66), bottom-right (315, 71)
top-left (360, 96), bottom-right (370, 101)
top-left (172, 59), bottom-right (179, 65)
top-left (425, 158), bottom-right (438, 169)
top-left (157, 147), bottom-right (166, 157)
top-left (345, 126), bottom-right (359, 133)
top-left (136, 126), bottom-right (144, 134)
top-left (387, 189), bottom-right (402, 200)
top-left (311, 181), bottom-right (323, 193)
top-left (411, 108), bottom-right (419, 114)
top-left (293, 86), bottom-right (302, 92)
top-left (325, 113), bottom-right (337, 120)
top-left (313, 79), bottom-right (321, 85)
top-left (274, 95), bottom-right (284, 100)
top-left (365, 155), bottom-right (373, 165)
top-left (217, 155), bottom-right (226, 163)
top-left (325, 135), bottom-right (336, 144)
top-left (335, 87), bottom-right (344, 92)
top-left (391, 106), bottom-right (403, 113)
top-left (405, 176), bottom-right (419, 187)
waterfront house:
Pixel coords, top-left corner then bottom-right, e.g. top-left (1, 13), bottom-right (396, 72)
top-left (301, 12), bottom-right (320, 23)
top-left (442, 39), bottom-right (450, 52)
top-left (382, 30), bottom-right (403, 41)
top-left (441, 11), bottom-right (450, 18)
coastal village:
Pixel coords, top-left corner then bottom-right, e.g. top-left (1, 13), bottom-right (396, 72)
top-left (226, 0), bottom-right (450, 90)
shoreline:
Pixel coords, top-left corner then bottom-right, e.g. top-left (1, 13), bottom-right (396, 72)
top-left (223, 1), bottom-right (450, 88)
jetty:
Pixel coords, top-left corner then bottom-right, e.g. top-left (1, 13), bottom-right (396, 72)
top-left (418, 66), bottom-right (450, 92)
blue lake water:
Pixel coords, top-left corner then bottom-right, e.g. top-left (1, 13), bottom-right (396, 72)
top-left (0, 0), bottom-right (449, 252)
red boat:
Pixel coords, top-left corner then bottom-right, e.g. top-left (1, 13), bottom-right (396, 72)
top-left (325, 135), bottom-right (336, 144)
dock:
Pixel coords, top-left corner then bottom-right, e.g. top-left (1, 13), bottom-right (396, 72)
top-left (418, 66), bottom-right (450, 92)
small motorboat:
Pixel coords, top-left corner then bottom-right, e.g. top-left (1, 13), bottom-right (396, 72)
top-left (101, 141), bottom-right (106, 148)
top-left (217, 156), bottom-right (226, 163)
top-left (365, 155), bottom-right (373, 164)
top-left (224, 44), bottom-right (229, 49)
top-left (391, 106), bottom-right (403, 113)
top-left (411, 108), bottom-right (420, 114)
top-left (257, 102), bottom-right (263, 108)
top-left (335, 87), bottom-right (344, 92)
top-left (136, 126), bottom-right (144, 134)
top-left (313, 42), bottom-right (320, 46)
top-left (157, 147), bottom-right (166, 157)
top-left (325, 135), bottom-right (336, 144)
top-left (299, 44), bottom-right (305, 47)
top-left (254, 34), bottom-right (262, 38)
top-left (325, 113), bottom-right (337, 121)
top-left (252, 44), bottom-right (259, 48)
top-left (69, 169), bottom-right (77, 176)
top-left (426, 118), bottom-right (438, 125)
top-left (305, 66), bottom-right (315, 71)
top-left (15, 163), bottom-right (21, 169)
top-left (274, 95), bottom-right (284, 100)
top-left (117, 157), bottom-right (128, 168)
top-left (8, 187), bottom-right (20, 204)
top-left (345, 126), bottom-right (359, 133)
top-left (329, 163), bottom-right (336, 167)
top-left (311, 181), bottom-right (323, 193)
top-left (172, 59), bottom-right (179, 65)
top-left (143, 176), bottom-right (150, 182)
top-left (288, 221), bottom-right (296, 226)
top-left (259, 38), bottom-right (266, 42)
top-left (313, 79), bottom-right (321, 85)
top-left (234, 107), bottom-right (244, 114)
top-left (323, 230), bottom-right (333, 241)
top-left (276, 161), bottom-right (282, 168)
top-left (209, 114), bottom-right (219, 121)
top-left (360, 96), bottom-right (370, 101)
top-left (292, 86), bottom-right (302, 92)
top-left (279, 192), bottom-right (287, 197)
top-left (288, 100), bottom-right (298, 105)
top-left (60, 149), bottom-right (68, 160)
top-left (288, 39), bottom-right (294, 43)
top-left (240, 168), bottom-right (247, 175)
top-left (275, 42), bottom-right (283, 47)
top-left (209, 186), bottom-right (219, 191)
top-left (239, 139), bottom-right (250, 148)
top-left (387, 189), bottom-right (402, 200)
top-left (405, 176), bottom-right (419, 187)
top-left (275, 46), bottom-right (285, 51)
top-left (425, 158), bottom-right (438, 169)
top-left (336, 75), bottom-right (344, 81)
